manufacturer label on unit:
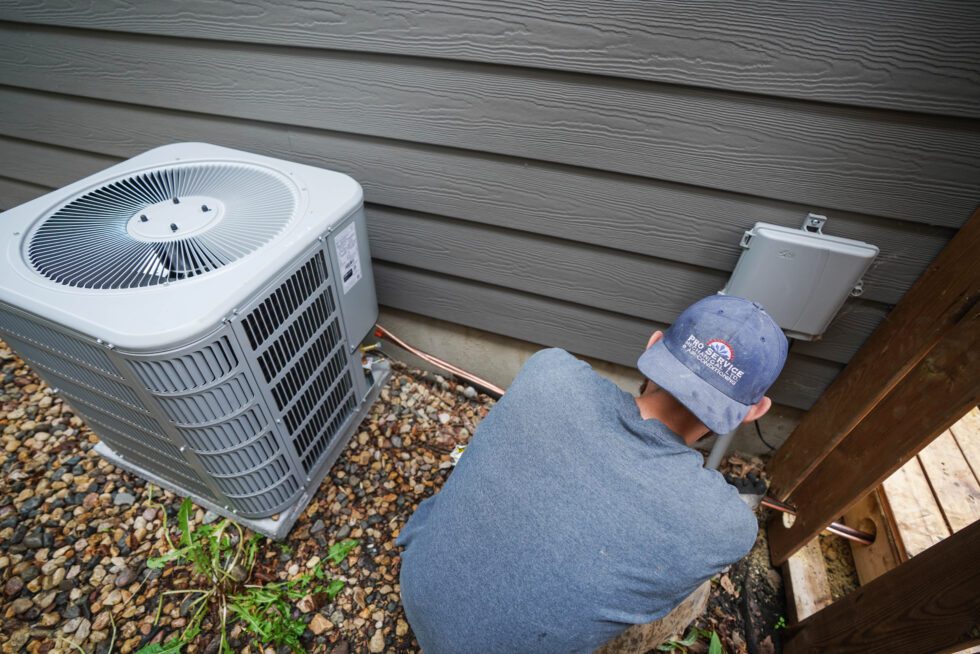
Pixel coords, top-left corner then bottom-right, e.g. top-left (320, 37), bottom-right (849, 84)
top-left (334, 222), bottom-right (362, 294)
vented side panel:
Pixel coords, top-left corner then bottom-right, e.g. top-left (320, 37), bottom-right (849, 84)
top-left (129, 330), bottom-right (303, 518)
top-left (242, 254), bottom-right (330, 349)
top-left (0, 308), bottom-right (120, 377)
top-left (130, 337), bottom-right (238, 393)
top-left (97, 436), bottom-right (217, 501)
top-left (177, 404), bottom-right (270, 452)
top-left (3, 335), bottom-right (146, 410)
top-left (241, 249), bottom-right (358, 475)
top-left (156, 374), bottom-right (255, 424)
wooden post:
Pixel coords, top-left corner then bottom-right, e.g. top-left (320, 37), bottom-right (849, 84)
top-left (783, 520), bottom-right (980, 654)
top-left (769, 303), bottom-right (980, 564)
top-left (767, 210), bottom-right (980, 501)
top-left (594, 581), bottom-right (710, 654)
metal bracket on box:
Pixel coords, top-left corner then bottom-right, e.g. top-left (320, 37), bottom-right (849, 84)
top-left (802, 213), bottom-right (827, 234)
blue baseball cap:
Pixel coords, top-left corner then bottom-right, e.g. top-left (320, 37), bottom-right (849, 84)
top-left (637, 295), bottom-right (788, 434)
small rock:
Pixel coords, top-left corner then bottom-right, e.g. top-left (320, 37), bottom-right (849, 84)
top-left (10, 597), bottom-right (32, 614)
top-left (296, 594), bottom-right (317, 614)
top-left (4, 576), bottom-right (24, 597)
top-left (438, 413), bottom-right (451, 424)
top-left (368, 630), bottom-right (385, 653)
top-left (202, 510), bottom-right (219, 524)
top-left (115, 567), bottom-right (137, 587)
top-left (6, 628), bottom-right (29, 651)
top-left (396, 619), bottom-right (410, 637)
top-left (463, 386), bottom-right (478, 399)
top-left (390, 436), bottom-right (403, 448)
top-left (74, 618), bottom-right (92, 642)
top-left (39, 611), bottom-right (61, 627)
top-left (93, 611), bottom-right (111, 631)
top-left (23, 530), bottom-right (44, 548)
top-left (62, 616), bottom-right (84, 633)
top-left (103, 589), bottom-right (123, 606)
top-left (113, 492), bottom-right (136, 506)
top-left (310, 519), bottom-right (325, 535)
top-left (309, 613), bottom-right (332, 635)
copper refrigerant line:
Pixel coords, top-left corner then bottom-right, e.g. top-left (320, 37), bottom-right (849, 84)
top-left (761, 496), bottom-right (875, 546)
top-left (372, 324), bottom-right (875, 546)
top-left (373, 324), bottom-right (506, 397)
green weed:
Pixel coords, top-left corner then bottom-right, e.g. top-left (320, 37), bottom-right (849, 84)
top-left (137, 495), bottom-right (357, 654)
top-left (657, 627), bottom-right (725, 654)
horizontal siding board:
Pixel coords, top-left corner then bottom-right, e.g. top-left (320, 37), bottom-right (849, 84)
top-left (1, 1), bottom-right (978, 117)
top-left (0, 27), bottom-right (977, 225)
top-left (374, 261), bottom-right (840, 410)
top-left (0, 137), bottom-right (885, 367)
top-left (0, 176), bottom-right (47, 210)
top-left (0, 89), bottom-right (955, 305)
top-left (365, 206), bottom-right (886, 365)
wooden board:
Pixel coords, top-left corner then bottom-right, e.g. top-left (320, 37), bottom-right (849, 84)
top-left (0, 26), bottom-right (977, 224)
top-left (782, 539), bottom-right (833, 623)
top-left (842, 490), bottom-right (902, 585)
top-left (881, 457), bottom-right (951, 559)
top-left (949, 408), bottom-right (980, 483)
top-left (768, 302), bottom-right (980, 564)
top-left (916, 431), bottom-right (980, 533)
top-left (0, 136), bottom-right (891, 368)
top-left (2, 1), bottom-right (978, 117)
top-left (784, 520), bottom-right (980, 654)
top-left (0, 89), bottom-right (954, 305)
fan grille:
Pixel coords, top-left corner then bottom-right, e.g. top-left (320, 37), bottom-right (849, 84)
top-left (27, 163), bottom-right (297, 290)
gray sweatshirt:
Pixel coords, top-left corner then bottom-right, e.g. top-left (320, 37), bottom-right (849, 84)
top-left (397, 348), bottom-right (758, 653)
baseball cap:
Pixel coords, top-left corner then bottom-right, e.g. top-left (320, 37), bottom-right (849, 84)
top-left (637, 294), bottom-right (788, 434)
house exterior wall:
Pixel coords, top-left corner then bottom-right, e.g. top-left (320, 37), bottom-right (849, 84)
top-left (0, 2), bottom-right (977, 409)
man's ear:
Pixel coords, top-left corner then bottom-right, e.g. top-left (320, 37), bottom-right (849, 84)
top-left (742, 396), bottom-right (772, 424)
top-left (646, 330), bottom-right (664, 350)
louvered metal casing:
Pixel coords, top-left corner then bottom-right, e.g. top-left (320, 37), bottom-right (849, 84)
top-left (0, 144), bottom-right (389, 538)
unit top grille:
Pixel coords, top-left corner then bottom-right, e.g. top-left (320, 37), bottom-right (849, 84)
top-left (27, 163), bottom-right (298, 290)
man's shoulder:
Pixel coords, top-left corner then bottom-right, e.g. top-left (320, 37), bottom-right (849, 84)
top-left (513, 348), bottom-right (602, 395)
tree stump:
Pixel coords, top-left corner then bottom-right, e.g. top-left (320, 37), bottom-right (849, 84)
top-left (594, 581), bottom-right (711, 654)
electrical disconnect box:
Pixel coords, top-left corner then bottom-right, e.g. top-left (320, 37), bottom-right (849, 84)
top-left (722, 214), bottom-right (878, 341)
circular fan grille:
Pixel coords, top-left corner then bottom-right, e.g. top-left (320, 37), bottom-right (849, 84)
top-left (28, 162), bottom-right (298, 290)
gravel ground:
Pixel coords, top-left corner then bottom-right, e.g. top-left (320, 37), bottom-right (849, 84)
top-left (1, 340), bottom-right (804, 653)
top-left (1, 343), bottom-right (489, 653)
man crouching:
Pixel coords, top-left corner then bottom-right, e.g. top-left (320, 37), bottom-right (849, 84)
top-left (396, 295), bottom-right (787, 653)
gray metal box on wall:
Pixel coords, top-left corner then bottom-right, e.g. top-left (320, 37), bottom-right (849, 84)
top-left (0, 143), bottom-right (389, 538)
top-left (723, 216), bottom-right (878, 341)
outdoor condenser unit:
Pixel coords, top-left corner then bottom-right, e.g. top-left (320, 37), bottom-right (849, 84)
top-left (0, 143), bottom-right (389, 538)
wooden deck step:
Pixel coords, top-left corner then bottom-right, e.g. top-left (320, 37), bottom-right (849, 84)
top-left (949, 407), bottom-right (980, 484)
top-left (881, 456), bottom-right (950, 558)
top-left (916, 429), bottom-right (980, 532)
top-left (846, 407), bottom-right (980, 586)
top-left (782, 539), bottom-right (833, 623)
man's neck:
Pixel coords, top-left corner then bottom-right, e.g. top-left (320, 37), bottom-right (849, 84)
top-left (634, 388), bottom-right (710, 446)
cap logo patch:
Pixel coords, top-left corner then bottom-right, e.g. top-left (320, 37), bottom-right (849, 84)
top-left (706, 339), bottom-right (734, 361)
top-left (681, 334), bottom-right (745, 386)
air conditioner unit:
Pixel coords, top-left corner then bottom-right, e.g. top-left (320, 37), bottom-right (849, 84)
top-left (0, 143), bottom-right (389, 539)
